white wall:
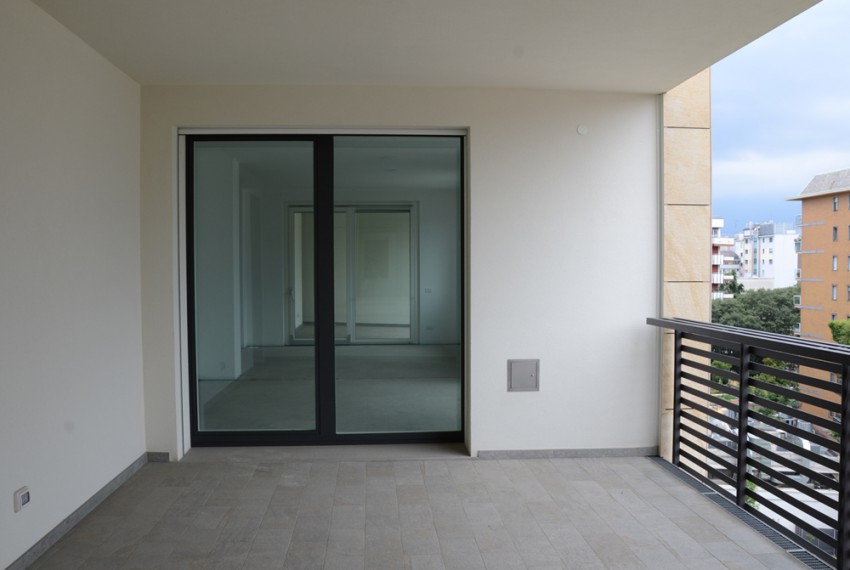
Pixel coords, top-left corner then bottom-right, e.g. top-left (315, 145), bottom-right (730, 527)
top-left (0, 1), bottom-right (143, 567)
top-left (773, 233), bottom-right (799, 288)
top-left (141, 85), bottom-right (660, 457)
top-left (193, 151), bottom-right (241, 379)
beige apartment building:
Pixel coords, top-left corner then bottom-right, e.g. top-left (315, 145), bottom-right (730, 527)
top-left (793, 168), bottom-right (850, 340)
top-left (790, 168), bottom-right (850, 422)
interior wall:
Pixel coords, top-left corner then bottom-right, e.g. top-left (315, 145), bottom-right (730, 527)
top-left (141, 85), bottom-right (660, 457)
top-left (333, 185), bottom-right (460, 344)
top-left (0, 1), bottom-right (143, 567)
top-left (193, 151), bottom-right (241, 380)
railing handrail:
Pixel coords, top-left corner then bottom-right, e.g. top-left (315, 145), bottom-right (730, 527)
top-left (648, 317), bottom-right (850, 363)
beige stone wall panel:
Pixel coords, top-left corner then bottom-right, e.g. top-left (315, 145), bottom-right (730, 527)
top-left (663, 127), bottom-right (711, 205)
top-left (663, 205), bottom-right (711, 282)
top-left (663, 69), bottom-right (711, 129)
top-left (663, 281), bottom-right (711, 320)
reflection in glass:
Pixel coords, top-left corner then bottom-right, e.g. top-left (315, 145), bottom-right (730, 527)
top-left (193, 140), bottom-right (315, 431)
top-left (334, 136), bottom-right (462, 433)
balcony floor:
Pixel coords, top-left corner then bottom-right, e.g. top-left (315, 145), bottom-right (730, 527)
top-left (27, 446), bottom-right (809, 569)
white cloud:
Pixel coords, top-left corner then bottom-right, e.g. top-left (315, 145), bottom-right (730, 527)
top-left (710, 0), bottom-right (850, 226)
top-left (713, 149), bottom-right (850, 200)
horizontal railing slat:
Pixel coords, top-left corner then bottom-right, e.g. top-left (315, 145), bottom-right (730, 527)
top-left (745, 476), bottom-right (838, 536)
top-left (749, 377), bottom-right (842, 413)
top-left (747, 410), bottom-right (840, 454)
top-left (749, 394), bottom-right (841, 432)
top-left (749, 359), bottom-right (841, 394)
top-left (680, 370), bottom-right (738, 399)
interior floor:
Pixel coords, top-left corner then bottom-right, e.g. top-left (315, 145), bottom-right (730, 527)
top-left (199, 345), bottom-right (461, 434)
top-left (293, 323), bottom-right (412, 341)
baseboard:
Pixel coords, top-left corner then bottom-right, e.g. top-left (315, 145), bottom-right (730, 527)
top-left (476, 446), bottom-right (658, 459)
top-left (7, 453), bottom-right (148, 570)
top-left (147, 451), bottom-right (170, 463)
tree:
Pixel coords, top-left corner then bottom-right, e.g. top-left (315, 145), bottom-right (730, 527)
top-left (712, 285), bottom-right (800, 335)
top-left (721, 273), bottom-right (745, 296)
top-left (711, 286), bottom-right (800, 417)
top-left (829, 319), bottom-right (850, 345)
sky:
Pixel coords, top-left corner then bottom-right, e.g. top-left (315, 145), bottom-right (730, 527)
top-left (711, 0), bottom-right (850, 234)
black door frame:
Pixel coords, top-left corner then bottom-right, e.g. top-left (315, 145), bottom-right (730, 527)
top-left (186, 133), bottom-right (464, 446)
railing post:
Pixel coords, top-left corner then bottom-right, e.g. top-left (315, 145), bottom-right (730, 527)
top-left (672, 331), bottom-right (683, 466)
top-left (735, 344), bottom-right (751, 508)
top-left (839, 362), bottom-right (850, 570)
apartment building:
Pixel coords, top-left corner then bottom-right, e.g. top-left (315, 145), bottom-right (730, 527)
top-left (711, 218), bottom-right (736, 299)
top-left (734, 221), bottom-right (798, 289)
top-left (792, 169), bottom-right (850, 341)
top-left (789, 168), bottom-right (850, 425)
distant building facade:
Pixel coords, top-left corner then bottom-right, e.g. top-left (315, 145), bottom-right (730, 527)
top-left (791, 169), bottom-right (850, 341)
top-left (733, 221), bottom-right (798, 288)
top-left (789, 168), bottom-right (850, 423)
top-left (711, 218), bottom-right (736, 300)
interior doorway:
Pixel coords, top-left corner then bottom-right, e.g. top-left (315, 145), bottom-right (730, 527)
top-left (291, 206), bottom-right (417, 344)
top-left (187, 134), bottom-right (463, 444)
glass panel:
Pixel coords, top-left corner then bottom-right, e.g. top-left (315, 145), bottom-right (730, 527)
top-left (334, 136), bottom-right (462, 434)
top-left (193, 140), bottom-right (316, 431)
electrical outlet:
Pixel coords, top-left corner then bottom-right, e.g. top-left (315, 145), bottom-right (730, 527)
top-left (13, 487), bottom-right (30, 513)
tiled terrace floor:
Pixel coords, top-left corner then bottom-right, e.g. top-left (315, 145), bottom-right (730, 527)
top-left (28, 445), bottom-right (808, 569)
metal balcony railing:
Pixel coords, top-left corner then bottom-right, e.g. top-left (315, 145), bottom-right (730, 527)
top-left (648, 318), bottom-right (850, 569)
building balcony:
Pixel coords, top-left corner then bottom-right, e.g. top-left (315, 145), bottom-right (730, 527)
top-left (712, 273), bottom-right (726, 285)
top-left (23, 442), bottom-right (824, 570)
top-left (712, 291), bottom-right (735, 300)
top-left (648, 317), bottom-right (850, 569)
top-left (24, 319), bottom-right (842, 570)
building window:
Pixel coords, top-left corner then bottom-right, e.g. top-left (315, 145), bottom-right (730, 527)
top-left (833, 284), bottom-right (838, 300)
top-left (769, 259), bottom-right (773, 264)
top-left (833, 314), bottom-right (838, 321)
top-left (834, 226), bottom-right (839, 241)
top-left (846, 285), bottom-right (850, 301)
top-left (834, 196), bottom-right (839, 211)
top-left (834, 256), bottom-right (839, 271)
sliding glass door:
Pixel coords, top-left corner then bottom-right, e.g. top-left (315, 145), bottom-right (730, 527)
top-left (188, 134), bottom-right (462, 444)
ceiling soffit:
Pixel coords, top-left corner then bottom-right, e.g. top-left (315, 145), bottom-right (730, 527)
top-left (32, 0), bottom-right (819, 93)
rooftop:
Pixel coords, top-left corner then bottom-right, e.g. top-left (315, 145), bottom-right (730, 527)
top-left (790, 168), bottom-right (850, 201)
